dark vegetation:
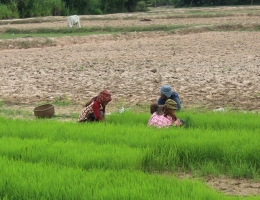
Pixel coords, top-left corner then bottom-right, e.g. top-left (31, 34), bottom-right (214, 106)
top-left (0, 0), bottom-right (260, 19)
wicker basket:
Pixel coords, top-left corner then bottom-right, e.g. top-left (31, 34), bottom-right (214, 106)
top-left (33, 104), bottom-right (55, 118)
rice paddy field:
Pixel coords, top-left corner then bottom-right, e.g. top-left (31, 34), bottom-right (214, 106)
top-left (1, 4), bottom-right (260, 199)
top-left (1, 110), bottom-right (260, 199)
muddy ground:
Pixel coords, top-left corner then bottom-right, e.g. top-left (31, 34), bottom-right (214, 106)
top-left (0, 6), bottom-right (260, 197)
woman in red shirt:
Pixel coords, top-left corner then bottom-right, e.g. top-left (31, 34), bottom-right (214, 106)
top-left (78, 90), bottom-right (112, 122)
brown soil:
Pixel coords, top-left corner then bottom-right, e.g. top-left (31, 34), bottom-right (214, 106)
top-left (176, 173), bottom-right (260, 197)
top-left (0, 6), bottom-right (260, 197)
top-left (205, 176), bottom-right (260, 197)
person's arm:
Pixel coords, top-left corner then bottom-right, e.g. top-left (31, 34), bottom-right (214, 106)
top-left (172, 119), bottom-right (183, 127)
top-left (171, 92), bottom-right (181, 111)
top-left (157, 98), bottom-right (165, 105)
top-left (92, 101), bottom-right (103, 121)
top-left (172, 97), bottom-right (181, 111)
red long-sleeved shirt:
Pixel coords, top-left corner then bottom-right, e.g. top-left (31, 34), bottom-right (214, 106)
top-left (92, 101), bottom-right (105, 120)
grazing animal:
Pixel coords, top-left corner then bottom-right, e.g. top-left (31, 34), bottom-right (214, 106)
top-left (67, 15), bottom-right (81, 28)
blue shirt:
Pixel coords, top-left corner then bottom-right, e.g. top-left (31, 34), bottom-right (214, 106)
top-left (157, 92), bottom-right (181, 111)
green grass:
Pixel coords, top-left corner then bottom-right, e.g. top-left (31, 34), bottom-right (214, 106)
top-left (3, 24), bottom-right (187, 34)
top-left (2, 158), bottom-right (253, 200)
top-left (0, 25), bottom-right (187, 40)
top-left (1, 23), bottom-right (259, 41)
top-left (0, 110), bottom-right (260, 199)
top-left (0, 107), bottom-right (32, 118)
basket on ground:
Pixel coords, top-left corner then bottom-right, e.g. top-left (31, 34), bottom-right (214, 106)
top-left (33, 104), bottom-right (55, 118)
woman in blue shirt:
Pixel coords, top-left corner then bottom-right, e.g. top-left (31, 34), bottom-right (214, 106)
top-left (157, 85), bottom-right (182, 111)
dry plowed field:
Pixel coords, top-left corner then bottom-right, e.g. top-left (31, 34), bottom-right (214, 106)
top-left (0, 6), bottom-right (260, 112)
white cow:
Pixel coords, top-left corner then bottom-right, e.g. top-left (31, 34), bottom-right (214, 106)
top-left (67, 15), bottom-right (81, 28)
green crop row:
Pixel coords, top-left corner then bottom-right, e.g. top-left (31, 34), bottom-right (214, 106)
top-left (0, 110), bottom-right (260, 199)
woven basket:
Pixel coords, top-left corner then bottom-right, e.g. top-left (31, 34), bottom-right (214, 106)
top-left (33, 104), bottom-right (55, 118)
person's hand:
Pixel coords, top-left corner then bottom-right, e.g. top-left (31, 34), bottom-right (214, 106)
top-left (172, 119), bottom-right (182, 127)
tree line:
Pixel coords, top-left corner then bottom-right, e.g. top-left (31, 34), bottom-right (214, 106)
top-left (0, 0), bottom-right (259, 19)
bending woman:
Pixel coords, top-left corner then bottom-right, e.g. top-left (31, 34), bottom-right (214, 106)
top-left (78, 90), bottom-right (112, 122)
top-left (148, 99), bottom-right (184, 128)
top-left (158, 85), bottom-right (181, 111)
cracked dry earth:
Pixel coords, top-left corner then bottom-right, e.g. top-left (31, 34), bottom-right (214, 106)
top-left (0, 7), bottom-right (260, 197)
top-left (1, 31), bottom-right (259, 111)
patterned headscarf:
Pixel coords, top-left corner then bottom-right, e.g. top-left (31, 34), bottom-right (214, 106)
top-left (164, 99), bottom-right (177, 110)
top-left (96, 90), bottom-right (112, 104)
top-left (85, 90), bottom-right (112, 107)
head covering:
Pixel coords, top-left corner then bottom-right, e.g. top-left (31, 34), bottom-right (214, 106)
top-left (164, 99), bottom-right (177, 110)
top-left (85, 90), bottom-right (111, 107)
top-left (150, 104), bottom-right (164, 115)
top-left (159, 85), bottom-right (172, 98)
top-left (96, 90), bottom-right (112, 104)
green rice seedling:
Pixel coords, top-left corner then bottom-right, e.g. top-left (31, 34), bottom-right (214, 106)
top-left (142, 126), bottom-right (260, 178)
top-left (0, 109), bottom-right (260, 182)
top-left (0, 136), bottom-right (143, 171)
top-left (0, 107), bottom-right (32, 119)
top-left (106, 111), bottom-right (149, 126)
top-left (1, 156), bottom-right (258, 200)
top-left (179, 110), bottom-right (260, 130)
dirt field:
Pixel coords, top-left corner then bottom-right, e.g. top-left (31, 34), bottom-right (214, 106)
top-left (0, 6), bottom-right (260, 196)
top-left (1, 7), bottom-right (260, 112)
